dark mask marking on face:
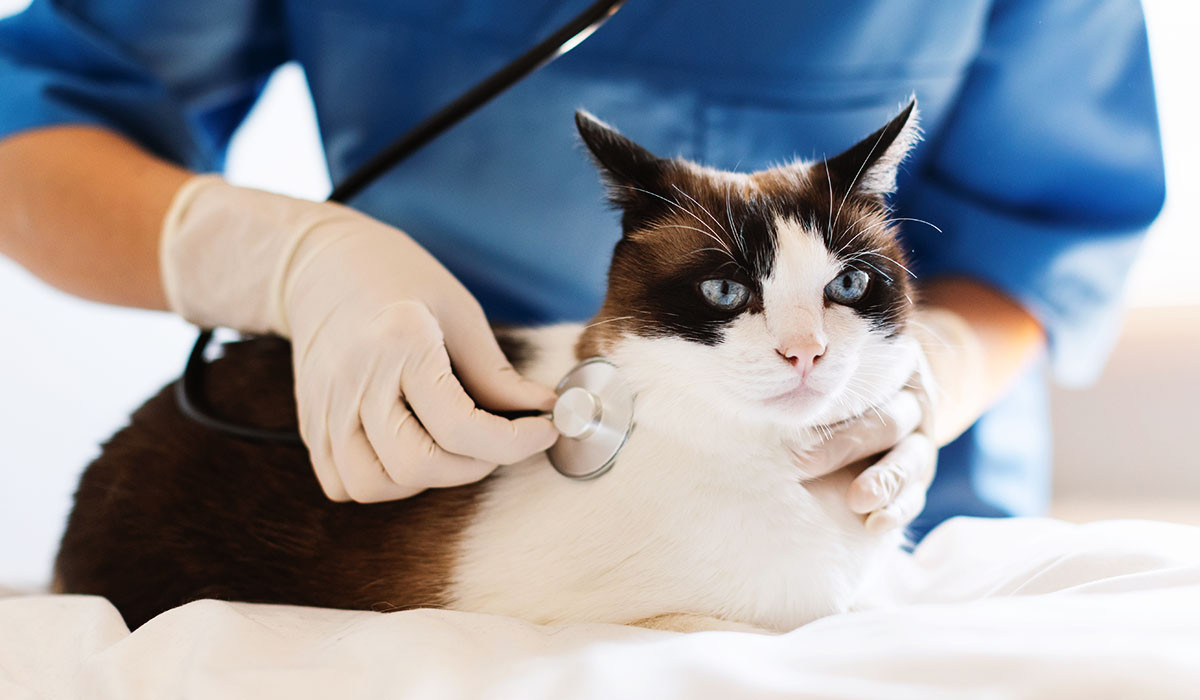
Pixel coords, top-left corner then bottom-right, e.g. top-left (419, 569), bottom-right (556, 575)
top-left (574, 102), bottom-right (920, 356)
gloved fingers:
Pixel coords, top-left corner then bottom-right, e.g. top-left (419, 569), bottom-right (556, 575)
top-left (360, 379), bottom-right (497, 490)
top-left (798, 390), bottom-right (923, 478)
top-left (863, 481), bottom-right (929, 534)
top-left (330, 423), bottom-right (425, 503)
top-left (296, 399), bottom-right (351, 502)
top-left (402, 315), bottom-right (558, 464)
top-left (846, 431), bottom-right (936, 514)
top-left (438, 297), bottom-right (557, 413)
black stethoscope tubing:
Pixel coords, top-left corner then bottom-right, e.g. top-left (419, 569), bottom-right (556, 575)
top-left (175, 0), bottom-right (627, 445)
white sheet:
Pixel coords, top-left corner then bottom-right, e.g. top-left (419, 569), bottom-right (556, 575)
top-left (3, 517), bottom-right (1199, 699)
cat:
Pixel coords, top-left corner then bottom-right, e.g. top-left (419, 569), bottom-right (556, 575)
top-left (55, 100), bottom-right (923, 634)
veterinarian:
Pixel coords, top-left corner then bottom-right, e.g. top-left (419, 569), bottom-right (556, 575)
top-left (0, 1), bottom-right (1163, 540)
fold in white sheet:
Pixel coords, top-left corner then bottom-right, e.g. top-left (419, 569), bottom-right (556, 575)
top-left (3, 517), bottom-right (1199, 699)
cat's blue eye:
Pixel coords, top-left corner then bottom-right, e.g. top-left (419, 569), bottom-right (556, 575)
top-left (698, 278), bottom-right (751, 311)
top-left (825, 269), bottom-right (870, 305)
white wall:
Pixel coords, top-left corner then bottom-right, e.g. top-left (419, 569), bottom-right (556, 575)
top-left (1125, 0), bottom-right (1200, 308)
top-left (1049, 0), bottom-right (1200, 523)
top-left (1050, 307), bottom-right (1200, 523)
top-left (1, 1), bottom-right (1197, 586)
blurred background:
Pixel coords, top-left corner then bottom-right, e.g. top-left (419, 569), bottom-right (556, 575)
top-left (1, 0), bottom-right (1197, 586)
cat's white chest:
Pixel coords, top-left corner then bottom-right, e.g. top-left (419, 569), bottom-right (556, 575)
top-left (444, 323), bottom-right (901, 632)
top-left (447, 428), bottom-right (896, 632)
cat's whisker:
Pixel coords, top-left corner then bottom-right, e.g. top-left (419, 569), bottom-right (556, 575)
top-left (856, 216), bottom-right (943, 238)
top-left (836, 381), bottom-right (892, 412)
top-left (724, 182), bottom-right (748, 259)
top-left (845, 208), bottom-right (882, 232)
top-left (860, 252), bottom-right (915, 279)
top-left (623, 185), bottom-right (726, 243)
top-left (651, 224), bottom-right (736, 260)
top-left (844, 218), bottom-right (898, 240)
top-left (689, 247), bottom-right (738, 258)
top-left (582, 315), bottom-right (637, 330)
top-left (823, 154), bottom-right (835, 237)
top-left (844, 258), bottom-right (893, 282)
top-left (890, 216), bottom-right (943, 234)
top-left (833, 216), bottom-right (899, 259)
top-left (672, 183), bottom-right (730, 237)
top-left (833, 210), bottom-right (888, 258)
top-left (845, 250), bottom-right (916, 279)
top-left (841, 396), bottom-right (889, 428)
top-left (737, 215), bottom-right (749, 261)
top-left (711, 259), bottom-right (744, 276)
top-left (654, 224), bottom-right (724, 238)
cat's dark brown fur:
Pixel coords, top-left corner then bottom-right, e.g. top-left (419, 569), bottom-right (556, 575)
top-left (54, 336), bottom-right (494, 629)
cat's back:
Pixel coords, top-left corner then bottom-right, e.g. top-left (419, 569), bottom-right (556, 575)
top-left (54, 336), bottom-right (483, 629)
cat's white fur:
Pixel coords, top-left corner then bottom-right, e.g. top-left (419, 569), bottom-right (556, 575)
top-left (448, 217), bottom-right (919, 633)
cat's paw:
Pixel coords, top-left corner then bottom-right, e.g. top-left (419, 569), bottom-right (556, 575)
top-left (630, 613), bottom-right (774, 635)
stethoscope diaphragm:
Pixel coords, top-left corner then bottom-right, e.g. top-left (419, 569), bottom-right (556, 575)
top-left (547, 357), bottom-right (634, 480)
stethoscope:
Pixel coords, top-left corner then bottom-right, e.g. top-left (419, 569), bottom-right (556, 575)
top-left (176, 0), bottom-right (634, 480)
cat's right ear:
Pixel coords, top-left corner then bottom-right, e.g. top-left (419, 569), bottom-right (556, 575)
top-left (823, 99), bottom-right (920, 200)
top-left (575, 111), bottom-right (668, 218)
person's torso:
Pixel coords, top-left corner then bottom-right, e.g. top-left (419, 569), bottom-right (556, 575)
top-left (283, 0), bottom-right (993, 322)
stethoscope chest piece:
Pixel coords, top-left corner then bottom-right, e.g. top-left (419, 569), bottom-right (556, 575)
top-left (547, 357), bottom-right (634, 480)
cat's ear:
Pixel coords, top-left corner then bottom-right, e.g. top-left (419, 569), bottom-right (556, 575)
top-left (824, 98), bottom-right (920, 198)
top-left (575, 110), bottom-right (668, 216)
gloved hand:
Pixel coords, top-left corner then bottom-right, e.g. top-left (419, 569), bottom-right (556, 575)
top-left (796, 307), bottom-right (986, 533)
top-left (160, 175), bottom-right (558, 502)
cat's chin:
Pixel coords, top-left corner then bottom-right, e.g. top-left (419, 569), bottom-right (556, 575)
top-left (706, 390), bottom-right (839, 436)
top-left (758, 384), bottom-right (833, 424)
top-left (754, 384), bottom-right (887, 434)
top-left (764, 380), bottom-right (824, 405)
top-left (752, 366), bottom-right (868, 428)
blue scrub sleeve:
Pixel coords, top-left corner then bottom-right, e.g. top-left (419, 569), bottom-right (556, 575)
top-left (899, 0), bottom-right (1165, 387)
top-left (0, 0), bottom-right (288, 170)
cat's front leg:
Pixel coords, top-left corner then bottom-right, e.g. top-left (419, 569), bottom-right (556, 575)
top-left (630, 613), bottom-right (774, 635)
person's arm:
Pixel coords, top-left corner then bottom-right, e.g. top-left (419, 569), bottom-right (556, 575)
top-left (0, 0), bottom-right (292, 310)
top-left (0, 126), bottom-right (188, 310)
top-left (915, 277), bottom-right (1045, 446)
top-left (0, 3), bottom-right (558, 503)
top-left (898, 0), bottom-right (1165, 388)
top-left (799, 0), bottom-right (1165, 532)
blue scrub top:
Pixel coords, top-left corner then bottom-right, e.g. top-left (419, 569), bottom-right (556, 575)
top-left (0, 0), bottom-right (1165, 538)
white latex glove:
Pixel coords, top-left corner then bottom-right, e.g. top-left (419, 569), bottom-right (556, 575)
top-left (797, 308), bottom-right (986, 533)
top-left (160, 175), bottom-right (558, 502)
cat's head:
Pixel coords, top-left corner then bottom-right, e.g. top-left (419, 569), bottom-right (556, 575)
top-left (575, 101), bottom-right (923, 431)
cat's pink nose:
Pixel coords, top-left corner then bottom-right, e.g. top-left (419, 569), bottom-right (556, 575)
top-left (776, 339), bottom-right (826, 377)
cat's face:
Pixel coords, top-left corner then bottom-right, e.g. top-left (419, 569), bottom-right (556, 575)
top-left (576, 103), bottom-right (922, 429)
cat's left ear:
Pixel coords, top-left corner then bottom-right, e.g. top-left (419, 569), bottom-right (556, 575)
top-left (575, 110), bottom-right (669, 217)
top-left (824, 98), bottom-right (921, 198)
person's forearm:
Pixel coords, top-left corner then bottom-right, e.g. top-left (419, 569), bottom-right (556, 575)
top-left (917, 277), bottom-right (1046, 443)
top-left (0, 126), bottom-right (191, 309)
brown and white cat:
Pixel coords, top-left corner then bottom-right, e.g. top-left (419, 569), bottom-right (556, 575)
top-left (56, 101), bottom-right (923, 633)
